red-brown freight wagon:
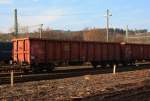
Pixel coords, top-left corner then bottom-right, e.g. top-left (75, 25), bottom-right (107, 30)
top-left (121, 43), bottom-right (150, 64)
top-left (12, 38), bottom-right (123, 72)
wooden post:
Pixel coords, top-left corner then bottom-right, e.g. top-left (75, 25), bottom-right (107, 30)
top-left (10, 60), bottom-right (14, 87)
top-left (11, 70), bottom-right (14, 87)
top-left (113, 64), bottom-right (117, 74)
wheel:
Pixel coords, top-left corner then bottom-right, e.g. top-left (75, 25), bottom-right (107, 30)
top-left (91, 62), bottom-right (98, 69)
top-left (101, 63), bottom-right (106, 68)
top-left (47, 64), bottom-right (55, 72)
top-left (31, 65), bottom-right (41, 73)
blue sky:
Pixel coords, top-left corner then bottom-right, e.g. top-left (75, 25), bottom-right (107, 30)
top-left (0, 0), bottom-right (150, 32)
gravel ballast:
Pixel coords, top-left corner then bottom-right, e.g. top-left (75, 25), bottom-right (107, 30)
top-left (0, 69), bottom-right (150, 101)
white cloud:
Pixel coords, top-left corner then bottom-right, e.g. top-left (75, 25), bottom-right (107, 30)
top-left (0, 0), bottom-right (11, 4)
top-left (17, 9), bottom-right (65, 32)
top-left (19, 15), bottom-right (59, 26)
top-left (0, 8), bottom-right (66, 33)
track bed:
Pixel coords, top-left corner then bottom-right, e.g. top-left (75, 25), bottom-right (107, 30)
top-left (0, 68), bottom-right (150, 101)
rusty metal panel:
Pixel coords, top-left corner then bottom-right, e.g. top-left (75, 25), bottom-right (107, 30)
top-left (124, 44), bottom-right (146, 61)
top-left (54, 41), bottom-right (62, 61)
top-left (13, 38), bottom-right (30, 64)
top-left (108, 44), bottom-right (114, 61)
top-left (130, 44), bottom-right (142, 60)
top-left (147, 45), bottom-right (150, 59)
top-left (139, 45), bottom-right (144, 59)
top-left (101, 43), bottom-right (108, 61)
top-left (115, 44), bottom-right (121, 61)
top-left (94, 43), bottom-right (101, 61)
top-left (70, 42), bottom-right (80, 61)
top-left (124, 44), bottom-right (132, 60)
top-left (62, 41), bottom-right (70, 61)
top-left (46, 41), bottom-right (62, 61)
top-left (18, 40), bottom-right (25, 62)
top-left (143, 45), bottom-right (148, 59)
top-left (13, 40), bottom-right (18, 62)
top-left (79, 42), bottom-right (87, 61)
top-left (87, 42), bottom-right (94, 61)
top-left (24, 40), bottom-right (30, 63)
top-left (46, 41), bottom-right (54, 61)
top-left (30, 39), bottom-right (45, 64)
top-left (132, 45), bottom-right (138, 59)
top-left (148, 46), bottom-right (150, 58)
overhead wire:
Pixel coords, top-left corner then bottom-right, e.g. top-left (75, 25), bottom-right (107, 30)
top-left (0, 12), bottom-right (99, 16)
top-left (0, 11), bottom-right (101, 32)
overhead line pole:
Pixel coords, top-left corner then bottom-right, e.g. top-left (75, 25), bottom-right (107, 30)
top-left (40, 24), bottom-right (43, 39)
top-left (14, 9), bottom-right (18, 37)
top-left (105, 9), bottom-right (112, 42)
top-left (106, 9), bottom-right (109, 42)
top-left (126, 25), bottom-right (129, 42)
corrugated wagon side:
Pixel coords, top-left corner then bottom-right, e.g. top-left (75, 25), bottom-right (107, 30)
top-left (13, 38), bottom-right (30, 65)
top-left (121, 43), bottom-right (150, 65)
top-left (12, 38), bottom-right (123, 72)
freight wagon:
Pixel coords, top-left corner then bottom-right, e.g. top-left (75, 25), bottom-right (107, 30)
top-left (12, 38), bottom-right (123, 72)
top-left (121, 43), bottom-right (150, 64)
top-left (12, 38), bottom-right (150, 72)
top-left (0, 42), bottom-right (12, 64)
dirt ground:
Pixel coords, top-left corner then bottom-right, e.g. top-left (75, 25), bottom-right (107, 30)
top-left (0, 68), bottom-right (150, 101)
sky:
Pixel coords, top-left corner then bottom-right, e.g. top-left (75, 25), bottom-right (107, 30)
top-left (0, 0), bottom-right (150, 32)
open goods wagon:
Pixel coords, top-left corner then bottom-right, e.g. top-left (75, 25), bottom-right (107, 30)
top-left (121, 43), bottom-right (150, 64)
top-left (0, 42), bottom-right (12, 64)
top-left (12, 38), bottom-right (123, 72)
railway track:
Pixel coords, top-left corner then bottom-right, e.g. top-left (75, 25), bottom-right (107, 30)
top-left (0, 63), bottom-right (150, 85)
top-left (80, 82), bottom-right (150, 101)
top-left (0, 72), bottom-right (24, 77)
top-left (0, 62), bottom-right (149, 74)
